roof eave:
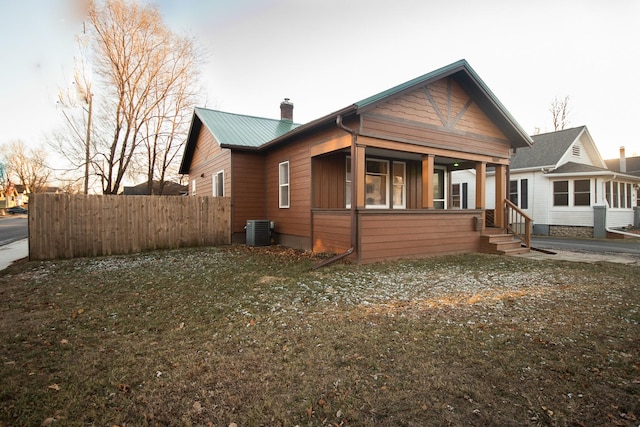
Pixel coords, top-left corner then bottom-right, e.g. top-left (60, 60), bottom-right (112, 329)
top-left (256, 105), bottom-right (358, 150)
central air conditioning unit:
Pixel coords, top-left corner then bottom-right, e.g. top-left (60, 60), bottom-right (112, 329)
top-left (246, 220), bottom-right (271, 246)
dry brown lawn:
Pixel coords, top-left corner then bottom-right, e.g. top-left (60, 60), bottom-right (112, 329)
top-left (0, 245), bottom-right (638, 426)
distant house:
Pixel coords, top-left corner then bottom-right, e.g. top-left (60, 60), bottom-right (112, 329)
top-left (179, 60), bottom-right (532, 263)
top-left (453, 126), bottom-right (640, 237)
top-left (605, 148), bottom-right (640, 206)
top-left (122, 180), bottom-right (188, 196)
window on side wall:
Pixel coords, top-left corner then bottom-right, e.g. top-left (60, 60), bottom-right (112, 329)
top-left (574, 179), bottom-right (590, 206)
top-left (279, 161), bottom-right (290, 208)
top-left (213, 170), bottom-right (224, 197)
top-left (553, 181), bottom-right (569, 206)
top-left (191, 179), bottom-right (196, 196)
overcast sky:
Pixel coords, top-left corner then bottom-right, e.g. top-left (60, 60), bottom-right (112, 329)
top-left (1, 0), bottom-right (639, 161)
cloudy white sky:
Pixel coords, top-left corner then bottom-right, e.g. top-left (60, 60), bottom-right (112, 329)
top-left (1, 0), bottom-right (639, 162)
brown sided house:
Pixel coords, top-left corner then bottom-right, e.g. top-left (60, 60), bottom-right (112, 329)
top-left (179, 60), bottom-right (532, 263)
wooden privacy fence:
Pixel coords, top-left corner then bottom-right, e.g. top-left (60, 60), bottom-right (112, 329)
top-left (29, 194), bottom-right (231, 261)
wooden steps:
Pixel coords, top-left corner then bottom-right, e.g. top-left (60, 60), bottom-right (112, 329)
top-left (480, 229), bottom-right (530, 255)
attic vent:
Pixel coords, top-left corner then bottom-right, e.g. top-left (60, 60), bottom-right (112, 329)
top-left (571, 145), bottom-right (581, 157)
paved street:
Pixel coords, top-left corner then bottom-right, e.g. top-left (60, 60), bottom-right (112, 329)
top-left (532, 236), bottom-right (640, 255)
top-left (0, 214), bottom-right (28, 246)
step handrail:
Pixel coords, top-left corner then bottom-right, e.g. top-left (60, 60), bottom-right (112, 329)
top-left (503, 199), bottom-right (532, 248)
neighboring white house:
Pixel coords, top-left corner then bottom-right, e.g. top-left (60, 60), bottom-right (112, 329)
top-left (452, 126), bottom-right (640, 237)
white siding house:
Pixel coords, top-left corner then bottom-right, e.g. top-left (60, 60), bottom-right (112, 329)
top-left (453, 126), bottom-right (640, 237)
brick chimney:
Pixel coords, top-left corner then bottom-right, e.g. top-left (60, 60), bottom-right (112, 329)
top-left (620, 146), bottom-right (627, 173)
top-left (280, 98), bottom-right (293, 121)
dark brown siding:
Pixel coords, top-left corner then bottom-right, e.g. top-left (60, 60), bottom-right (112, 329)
top-left (188, 127), bottom-right (231, 197)
top-left (231, 152), bottom-right (266, 235)
top-left (361, 77), bottom-right (512, 160)
top-left (358, 210), bottom-right (482, 263)
top-left (312, 210), bottom-right (351, 253)
top-left (265, 138), bottom-right (313, 247)
top-left (312, 152), bottom-right (347, 209)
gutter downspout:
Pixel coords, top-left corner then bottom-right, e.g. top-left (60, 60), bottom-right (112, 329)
top-left (311, 114), bottom-right (357, 270)
top-left (600, 178), bottom-right (640, 239)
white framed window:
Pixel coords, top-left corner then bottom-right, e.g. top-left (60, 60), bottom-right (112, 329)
top-left (365, 159), bottom-right (389, 208)
top-left (553, 180), bottom-right (569, 206)
top-left (606, 181), bottom-right (634, 208)
top-left (279, 161), bottom-right (290, 208)
top-left (573, 179), bottom-right (591, 206)
top-left (433, 166), bottom-right (446, 209)
top-left (393, 161), bottom-right (406, 209)
top-left (212, 170), bottom-right (224, 197)
top-left (346, 157), bottom-right (406, 209)
top-left (191, 179), bottom-right (196, 196)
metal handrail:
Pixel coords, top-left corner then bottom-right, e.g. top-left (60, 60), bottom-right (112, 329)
top-left (504, 199), bottom-right (532, 248)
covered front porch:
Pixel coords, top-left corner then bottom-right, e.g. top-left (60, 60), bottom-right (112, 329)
top-left (310, 135), bottom-right (515, 263)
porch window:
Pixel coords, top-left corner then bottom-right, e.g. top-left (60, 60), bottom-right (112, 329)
top-left (366, 159), bottom-right (388, 208)
top-left (553, 181), bottom-right (569, 206)
top-left (213, 170), bottom-right (224, 197)
top-left (573, 179), bottom-right (590, 206)
top-left (345, 157), bottom-right (351, 208)
top-left (393, 161), bottom-right (406, 209)
top-left (613, 182), bottom-right (619, 208)
top-left (626, 183), bottom-right (632, 208)
top-left (452, 184), bottom-right (461, 208)
top-left (279, 161), bottom-right (290, 208)
top-left (433, 167), bottom-right (446, 209)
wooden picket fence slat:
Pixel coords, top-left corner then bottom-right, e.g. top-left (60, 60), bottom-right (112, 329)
top-left (28, 194), bottom-right (231, 261)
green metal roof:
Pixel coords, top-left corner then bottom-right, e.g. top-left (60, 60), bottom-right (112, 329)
top-left (194, 107), bottom-right (301, 148)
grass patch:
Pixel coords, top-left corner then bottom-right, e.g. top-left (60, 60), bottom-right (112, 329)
top-left (1, 245), bottom-right (638, 426)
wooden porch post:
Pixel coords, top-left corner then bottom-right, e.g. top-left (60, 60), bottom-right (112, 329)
top-left (356, 145), bottom-right (366, 208)
top-left (422, 155), bottom-right (434, 208)
top-left (494, 164), bottom-right (506, 228)
top-left (475, 162), bottom-right (486, 210)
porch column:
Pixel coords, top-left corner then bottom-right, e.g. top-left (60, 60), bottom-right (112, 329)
top-left (494, 164), bottom-right (507, 228)
top-left (422, 155), bottom-right (434, 208)
top-left (355, 145), bottom-right (366, 208)
top-left (475, 162), bottom-right (486, 210)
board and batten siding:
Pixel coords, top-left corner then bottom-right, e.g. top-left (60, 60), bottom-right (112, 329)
top-left (357, 210), bottom-right (482, 264)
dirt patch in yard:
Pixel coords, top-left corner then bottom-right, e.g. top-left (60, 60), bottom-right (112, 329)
top-left (0, 245), bottom-right (638, 426)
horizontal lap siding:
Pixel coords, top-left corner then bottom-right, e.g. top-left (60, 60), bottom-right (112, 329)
top-left (232, 152), bottom-right (266, 233)
top-left (266, 140), bottom-right (312, 241)
top-left (358, 211), bottom-right (481, 263)
top-left (312, 210), bottom-right (351, 253)
top-left (189, 128), bottom-right (230, 196)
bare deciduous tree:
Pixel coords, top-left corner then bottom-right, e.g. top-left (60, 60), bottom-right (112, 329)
top-left (56, 24), bottom-right (95, 194)
top-left (88, 0), bottom-right (200, 194)
top-left (550, 95), bottom-right (571, 131)
top-left (1, 140), bottom-right (51, 193)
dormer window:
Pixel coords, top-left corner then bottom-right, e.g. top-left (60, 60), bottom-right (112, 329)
top-left (571, 145), bottom-right (581, 157)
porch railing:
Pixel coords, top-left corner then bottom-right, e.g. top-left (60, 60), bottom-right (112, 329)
top-left (504, 199), bottom-right (532, 248)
